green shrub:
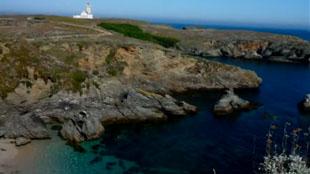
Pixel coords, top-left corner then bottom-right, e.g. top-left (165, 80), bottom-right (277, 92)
top-left (34, 16), bottom-right (45, 20)
top-left (70, 70), bottom-right (87, 93)
top-left (106, 62), bottom-right (127, 76)
top-left (64, 54), bottom-right (77, 65)
top-left (98, 23), bottom-right (179, 48)
top-left (105, 48), bottom-right (117, 65)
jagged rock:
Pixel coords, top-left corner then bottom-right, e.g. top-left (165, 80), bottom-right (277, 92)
top-left (15, 137), bottom-right (31, 146)
top-left (299, 94), bottom-right (310, 112)
top-left (214, 89), bottom-right (254, 116)
top-left (4, 112), bottom-right (50, 139)
top-left (60, 111), bottom-right (105, 143)
top-left (124, 90), bottom-right (197, 117)
top-left (158, 94), bottom-right (197, 116)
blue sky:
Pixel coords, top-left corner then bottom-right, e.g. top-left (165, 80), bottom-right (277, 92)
top-left (0, 0), bottom-right (309, 29)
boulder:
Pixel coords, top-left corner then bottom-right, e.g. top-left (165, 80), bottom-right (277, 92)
top-left (15, 137), bottom-right (31, 146)
top-left (214, 89), bottom-right (253, 116)
top-left (123, 90), bottom-right (197, 118)
top-left (299, 94), bottom-right (310, 112)
top-left (60, 111), bottom-right (105, 143)
top-left (156, 94), bottom-right (197, 116)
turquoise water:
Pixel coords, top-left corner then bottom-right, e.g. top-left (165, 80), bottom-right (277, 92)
top-left (17, 57), bottom-right (310, 174)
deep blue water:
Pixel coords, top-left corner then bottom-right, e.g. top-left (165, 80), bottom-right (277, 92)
top-left (19, 57), bottom-right (310, 174)
top-left (159, 23), bottom-right (310, 41)
top-left (94, 58), bottom-right (310, 174)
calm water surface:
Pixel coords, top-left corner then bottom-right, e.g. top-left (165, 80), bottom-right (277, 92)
top-left (16, 57), bottom-right (310, 174)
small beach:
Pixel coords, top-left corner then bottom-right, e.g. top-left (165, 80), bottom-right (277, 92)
top-left (0, 139), bottom-right (18, 173)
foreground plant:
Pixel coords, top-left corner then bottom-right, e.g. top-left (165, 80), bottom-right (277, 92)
top-left (261, 154), bottom-right (309, 174)
top-left (259, 123), bottom-right (310, 174)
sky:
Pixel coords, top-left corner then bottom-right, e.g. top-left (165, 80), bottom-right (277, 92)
top-left (0, 0), bottom-right (309, 29)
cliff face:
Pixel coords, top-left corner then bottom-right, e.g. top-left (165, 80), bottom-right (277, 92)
top-left (0, 16), bottom-right (262, 142)
top-left (182, 38), bottom-right (310, 63)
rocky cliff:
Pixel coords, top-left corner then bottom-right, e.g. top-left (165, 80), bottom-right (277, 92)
top-left (0, 16), bottom-right (262, 143)
top-left (140, 23), bottom-right (310, 63)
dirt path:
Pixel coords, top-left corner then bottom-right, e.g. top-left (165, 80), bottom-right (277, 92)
top-left (25, 21), bottom-right (112, 42)
top-left (58, 22), bottom-right (112, 34)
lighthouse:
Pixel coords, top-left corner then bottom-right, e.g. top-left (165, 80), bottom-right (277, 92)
top-left (73, 2), bottom-right (94, 19)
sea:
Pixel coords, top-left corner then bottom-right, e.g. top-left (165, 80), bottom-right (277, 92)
top-left (14, 25), bottom-right (310, 174)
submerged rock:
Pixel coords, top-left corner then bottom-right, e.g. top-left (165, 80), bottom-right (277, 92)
top-left (299, 94), bottom-right (310, 113)
top-left (61, 111), bottom-right (105, 143)
top-left (213, 89), bottom-right (254, 116)
top-left (66, 141), bottom-right (86, 153)
top-left (15, 137), bottom-right (31, 146)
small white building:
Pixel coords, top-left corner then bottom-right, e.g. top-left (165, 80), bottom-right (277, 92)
top-left (73, 2), bottom-right (94, 19)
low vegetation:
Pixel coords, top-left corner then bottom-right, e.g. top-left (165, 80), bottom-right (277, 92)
top-left (69, 70), bottom-right (88, 93)
top-left (105, 48), bottom-right (127, 76)
top-left (0, 37), bottom-right (132, 98)
top-left (98, 22), bottom-right (179, 48)
top-left (0, 40), bottom-right (90, 98)
top-left (259, 123), bottom-right (310, 173)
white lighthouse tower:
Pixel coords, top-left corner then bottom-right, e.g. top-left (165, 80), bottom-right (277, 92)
top-left (73, 2), bottom-right (94, 19)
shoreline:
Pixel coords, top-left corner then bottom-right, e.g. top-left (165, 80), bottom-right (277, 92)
top-left (0, 139), bottom-right (18, 173)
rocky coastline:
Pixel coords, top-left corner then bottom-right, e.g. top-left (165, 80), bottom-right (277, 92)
top-left (3, 15), bottom-right (309, 146)
top-left (0, 16), bottom-right (264, 145)
top-left (0, 14), bottom-right (309, 174)
top-left (140, 22), bottom-right (310, 64)
top-left (181, 37), bottom-right (310, 64)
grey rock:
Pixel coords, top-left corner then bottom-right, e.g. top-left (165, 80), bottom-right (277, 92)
top-left (0, 129), bottom-right (5, 137)
top-left (300, 94), bottom-right (310, 112)
top-left (214, 89), bottom-right (253, 116)
top-left (61, 111), bottom-right (105, 143)
top-left (15, 137), bottom-right (31, 146)
top-left (4, 112), bottom-right (50, 139)
top-left (263, 49), bottom-right (273, 57)
top-left (122, 90), bottom-right (197, 118)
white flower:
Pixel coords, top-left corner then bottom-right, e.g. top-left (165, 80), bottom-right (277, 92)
top-left (261, 154), bottom-right (310, 174)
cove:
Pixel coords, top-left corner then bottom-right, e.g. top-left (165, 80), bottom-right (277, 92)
top-left (14, 57), bottom-right (310, 174)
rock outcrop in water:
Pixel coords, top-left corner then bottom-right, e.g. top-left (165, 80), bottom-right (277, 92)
top-left (0, 16), bottom-right (262, 143)
top-left (61, 111), bottom-right (104, 143)
top-left (299, 94), bottom-right (310, 113)
top-left (213, 89), bottom-right (254, 116)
